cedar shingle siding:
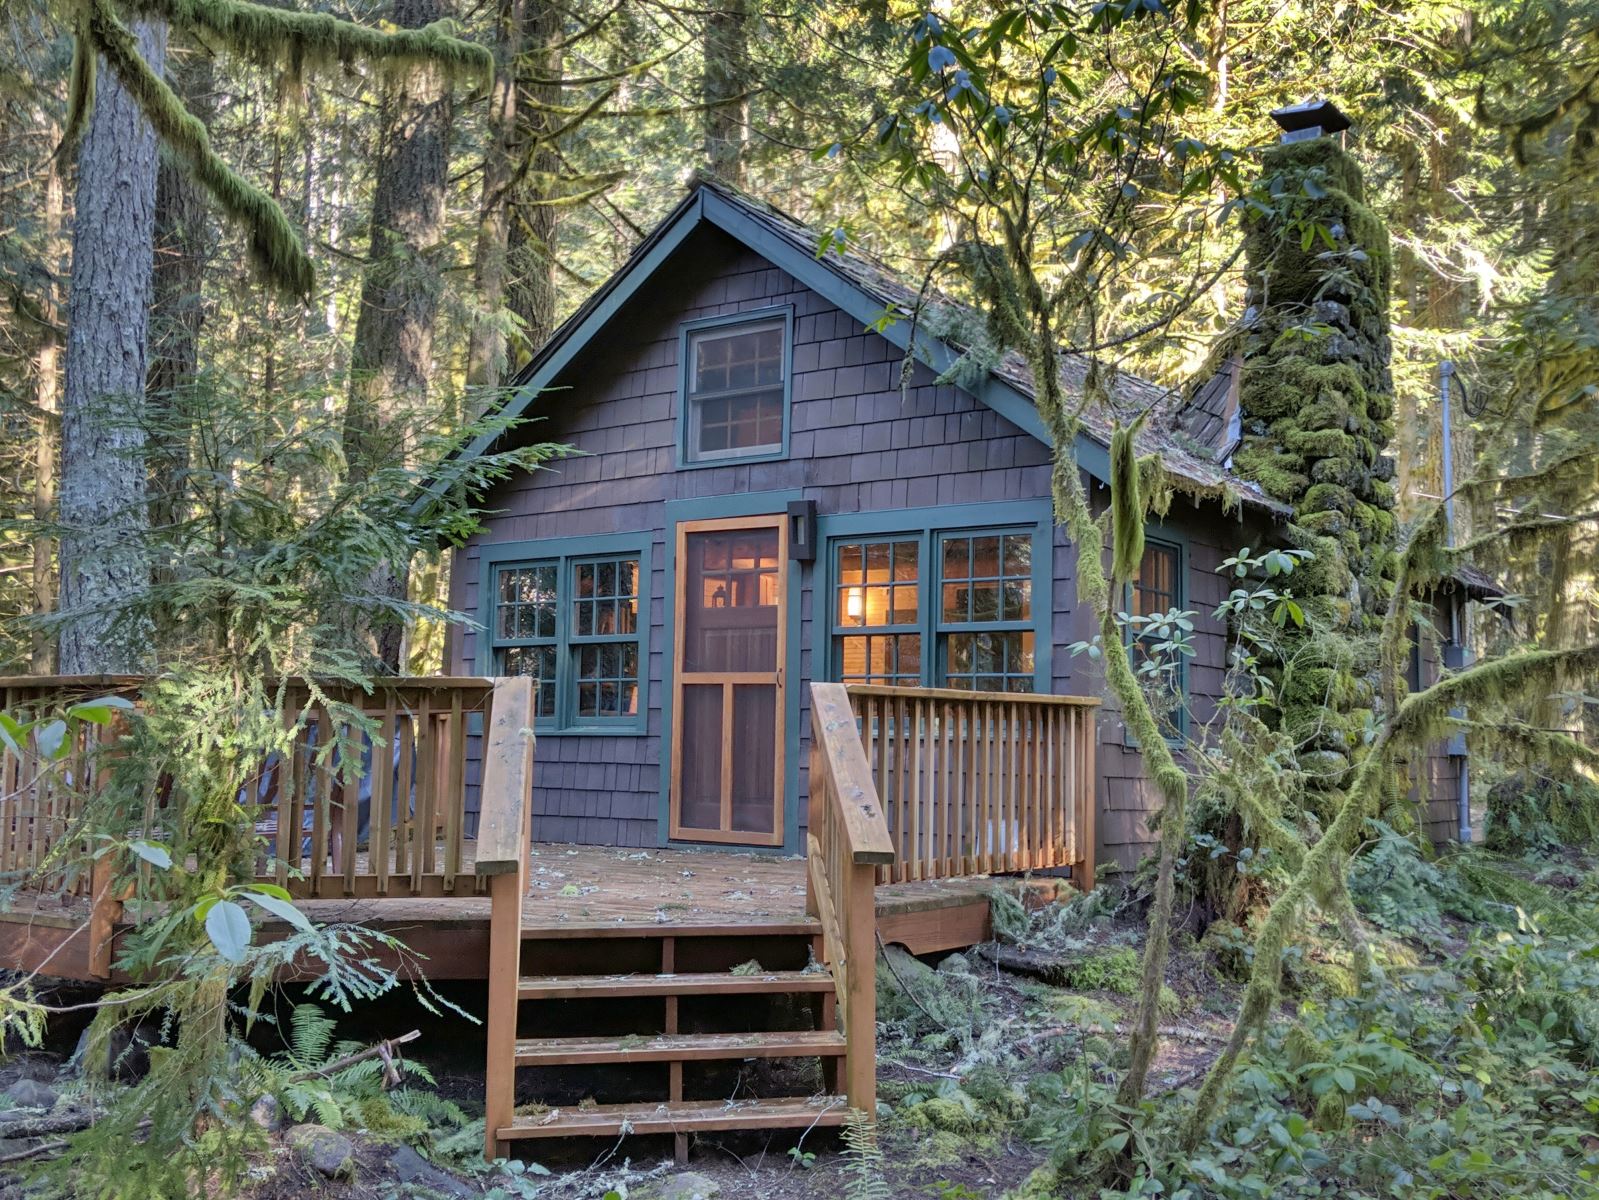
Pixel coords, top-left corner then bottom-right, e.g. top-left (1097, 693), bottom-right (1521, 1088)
top-left (446, 225), bottom-right (1260, 866)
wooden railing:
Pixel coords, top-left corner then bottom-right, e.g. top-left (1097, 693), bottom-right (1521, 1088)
top-left (806, 682), bottom-right (895, 1117)
top-left (257, 678), bottom-right (495, 899)
top-left (0, 675), bottom-right (501, 901)
top-left (845, 684), bottom-right (1099, 890)
top-left (0, 676), bottom-right (133, 895)
top-left (477, 676), bottom-right (535, 1161)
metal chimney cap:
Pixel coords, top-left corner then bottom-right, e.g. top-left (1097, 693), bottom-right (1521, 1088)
top-left (1270, 98), bottom-right (1351, 142)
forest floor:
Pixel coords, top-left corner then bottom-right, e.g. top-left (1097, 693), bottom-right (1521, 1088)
top-left (3, 838), bottom-right (1596, 1199)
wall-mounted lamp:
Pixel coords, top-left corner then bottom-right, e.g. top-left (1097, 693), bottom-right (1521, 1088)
top-left (787, 499), bottom-right (817, 562)
top-left (846, 587), bottom-right (865, 624)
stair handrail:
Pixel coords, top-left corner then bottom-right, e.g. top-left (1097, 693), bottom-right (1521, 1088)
top-left (476, 676), bottom-right (535, 1160)
top-left (805, 681), bottom-right (895, 1117)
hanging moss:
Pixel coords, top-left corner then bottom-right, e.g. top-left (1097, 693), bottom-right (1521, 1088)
top-left (1110, 423), bottom-right (1145, 585)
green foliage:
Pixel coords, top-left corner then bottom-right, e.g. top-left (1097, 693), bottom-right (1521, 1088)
top-left (6, 383), bottom-right (549, 1195)
top-left (1042, 857), bottom-right (1599, 1199)
top-left (877, 946), bottom-right (995, 1058)
top-left (1486, 774), bottom-right (1599, 855)
top-left (841, 1108), bottom-right (890, 1200)
top-left (1346, 820), bottom-right (1457, 937)
top-left (1059, 946), bottom-right (1143, 995)
top-left (243, 1003), bottom-right (460, 1139)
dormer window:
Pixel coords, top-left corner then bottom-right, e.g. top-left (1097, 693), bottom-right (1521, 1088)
top-left (679, 309), bottom-right (791, 466)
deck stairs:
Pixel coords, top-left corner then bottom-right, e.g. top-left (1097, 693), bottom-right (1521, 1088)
top-left (477, 682), bottom-right (892, 1164)
top-left (492, 924), bottom-right (852, 1161)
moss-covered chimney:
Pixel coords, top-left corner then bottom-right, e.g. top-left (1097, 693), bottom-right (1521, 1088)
top-left (1231, 99), bottom-right (1398, 796)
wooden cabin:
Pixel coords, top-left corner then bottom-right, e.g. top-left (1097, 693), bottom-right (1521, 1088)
top-left (433, 179), bottom-right (1295, 873)
top-left (0, 182), bottom-right (1485, 1163)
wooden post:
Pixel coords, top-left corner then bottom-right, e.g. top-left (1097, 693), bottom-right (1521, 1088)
top-left (482, 864), bottom-right (523, 1159)
top-left (476, 677), bottom-right (534, 1161)
top-left (843, 858), bottom-right (876, 1115)
top-left (87, 855), bottom-right (121, 979)
top-left (1078, 709), bottom-right (1097, 894)
top-left (805, 734), bottom-right (822, 920)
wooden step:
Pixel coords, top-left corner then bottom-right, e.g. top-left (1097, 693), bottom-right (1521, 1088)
top-left (518, 970), bottom-right (835, 1000)
top-left (498, 1095), bottom-right (850, 1139)
top-left (521, 919), bottom-right (823, 940)
top-left (513, 1029), bottom-right (846, 1067)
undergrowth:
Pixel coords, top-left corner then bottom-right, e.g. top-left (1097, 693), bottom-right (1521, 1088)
top-left (1018, 845), bottom-right (1599, 1199)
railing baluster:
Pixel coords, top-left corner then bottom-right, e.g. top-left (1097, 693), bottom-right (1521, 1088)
top-left (414, 692), bottom-right (434, 890)
top-left (341, 712), bottom-right (360, 896)
top-left (374, 695), bottom-right (396, 896)
top-left (837, 685), bottom-right (1100, 884)
top-left (445, 689), bottom-right (465, 891)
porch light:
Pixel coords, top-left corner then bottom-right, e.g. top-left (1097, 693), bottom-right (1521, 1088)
top-left (847, 587), bottom-right (865, 623)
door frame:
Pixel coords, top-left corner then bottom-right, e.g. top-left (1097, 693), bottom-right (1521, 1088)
top-left (668, 513), bottom-right (789, 846)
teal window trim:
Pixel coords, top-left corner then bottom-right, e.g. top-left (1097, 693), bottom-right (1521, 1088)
top-left (675, 306), bottom-right (794, 470)
top-left (1124, 533), bottom-right (1188, 744)
top-left (817, 500), bottom-right (1054, 694)
top-left (477, 533), bottom-right (653, 736)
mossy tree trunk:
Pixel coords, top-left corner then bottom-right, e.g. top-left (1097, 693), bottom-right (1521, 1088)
top-left (58, 19), bottom-right (165, 675)
top-left (147, 39), bottom-right (213, 538)
top-left (30, 116), bottom-right (66, 675)
top-left (506, 0), bottom-right (562, 357)
top-left (702, 0), bottom-right (751, 184)
top-left (469, 0), bottom-right (561, 390)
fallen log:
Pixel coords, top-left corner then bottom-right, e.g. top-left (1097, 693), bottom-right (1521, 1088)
top-left (976, 942), bottom-right (1074, 986)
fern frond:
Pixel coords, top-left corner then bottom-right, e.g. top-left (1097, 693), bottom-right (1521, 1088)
top-left (289, 1003), bottom-right (337, 1067)
top-left (840, 1109), bottom-right (889, 1200)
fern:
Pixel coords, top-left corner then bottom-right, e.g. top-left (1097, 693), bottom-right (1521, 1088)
top-left (1347, 820), bottom-right (1452, 935)
top-left (287, 1003), bottom-right (337, 1069)
top-left (840, 1109), bottom-right (890, 1200)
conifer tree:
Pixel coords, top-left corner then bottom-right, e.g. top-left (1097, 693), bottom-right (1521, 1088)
top-left (343, 0), bottom-right (457, 669)
top-left (57, 16), bottom-right (164, 674)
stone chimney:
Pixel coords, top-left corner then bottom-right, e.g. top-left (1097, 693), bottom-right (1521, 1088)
top-left (1228, 98), bottom-right (1398, 806)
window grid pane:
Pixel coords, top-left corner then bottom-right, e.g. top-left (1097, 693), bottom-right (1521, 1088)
top-left (835, 539), bottom-right (920, 631)
top-left (499, 644), bottom-right (558, 719)
top-left (491, 553), bottom-right (644, 728)
top-left (827, 528), bottom-right (1040, 696)
top-left (940, 533), bottom-right (1031, 624)
top-left (686, 320), bottom-right (787, 461)
top-left (943, 631), bottom-right (1036, 692)
top-left (1129, 542), bottom-right (1186, 737)
top-left (496, 563), bottom-right (558, 641)
top-left (573, 557), bottom-right (640, 639)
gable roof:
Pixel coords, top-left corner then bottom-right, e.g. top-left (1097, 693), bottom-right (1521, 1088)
top-left (436, 179), bottom-right (1286, 517)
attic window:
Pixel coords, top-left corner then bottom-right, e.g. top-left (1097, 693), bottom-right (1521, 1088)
top-left (679, 310), bottom-right (791, 466)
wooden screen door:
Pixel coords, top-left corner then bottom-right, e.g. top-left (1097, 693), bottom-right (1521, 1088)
top-left (670, 515), bottom-right (788, 846)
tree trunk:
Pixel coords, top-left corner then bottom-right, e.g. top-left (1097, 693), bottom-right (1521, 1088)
top-left (147, 41), bottom-right (213, 538)
top-left (702, 0), bottom-right (751, 184)
top-left (30, 126), bottom-right (66, 675)
top-left (506, 0), bottom-right (561, 360)
top-left (57, 19), bottom-right (165, 676)
top-left (466, 0), bottom-right (525, 393)
top-left (343, 0), bottom-right (454, 670)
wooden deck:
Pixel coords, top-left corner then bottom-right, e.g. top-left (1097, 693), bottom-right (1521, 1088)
top-left (0, 842), bottom-right (1025, 982)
